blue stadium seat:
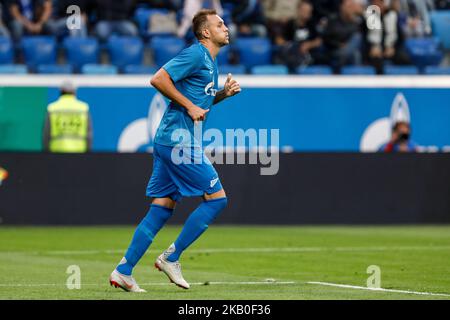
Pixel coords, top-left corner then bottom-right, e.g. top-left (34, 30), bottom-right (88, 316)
top-left (251, 65), bottom-right (289, 75)
top-left (21, 36), bottom-right (57, 70)
top-left (296, 65), bottom-right (333, 75)
top-left (107, 36), bottom-right (144, 71)
top-left (430, 10), bottom-right (450, 50)
top-left (37, 64), bottom-right (73, 74)
top-left (235, 37), bottom-right (272, 68)
top-left (341, 66), bottom-right (376, 75)
top-left (0, 37), bottom-right (13, 64)
top-left (222, 8), bottom-right (233, 26)
top-left (219, 64), bottom-right (247, 75)
top-left (384, 65), bottom-right (419, 75)
top-left (0, 64), bottom-right (28, 74)
top-left (424, 66), bottom-right (450, 75)
top-left (135, 8), bottom-right (155, 34)
top-left (134, 8), bottom-right (175, 37)
top-left (149, 36), bottom-right (186, 67)
top-left (63, 37), bottom-right (99, 72)
top-left (217, 44), bottom-right (230, 65)
top-left (405, 37), bottom-right (443, 68)
top-left (222, 1), bottom-right (236, 13)
top-left (81, 64), bottom-right (118, 75)
top-left (123, 65), bottom-right (158, 74)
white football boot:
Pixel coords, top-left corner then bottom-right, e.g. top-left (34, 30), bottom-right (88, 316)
top-left (155, 244), bottom-right (190, 289)
top-left (109, 260), bottom-right (146, 293)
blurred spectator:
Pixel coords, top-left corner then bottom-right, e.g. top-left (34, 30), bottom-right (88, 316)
top-left (225, 0), bottom-right (267, 37)
top-left (309, 0), bottom-right (343, 36)
top-left (138, 0), bottom-right (183, 11)
top-left (434, 0), bottom-right (450, 9)
top-left (263, 0), bottom-right (299, 44)
top-left (400, 0), bottom-right (434, 37)
top-left (7, 0), bottom-right (52, 42)
top-left (261, 0), bottom-right (298, 22)
top-left (313, 0), bottom-right (341, 23)
top-left (364, 0), bottom-right (411, 74)
top-left (273, 0), bottom-right (324, 71)
top-left (144, 0), bottom-right (180, 36)
top-left (0, 1), bottom-right (10, 37)
top-left (94, 0), bottom-right (138, 42)
top-left (177, 0), bottom-right (223, 39)
top-left (47, 0), bottom-right (90, 38)
top-left (322, 0), bottom-right (364, 72)
top-left (43, 81), bottom-right (93, 153)
top-left (378, 121), bottom-right (418, 152)
top-left (0, 0), bottom-right (446, 73)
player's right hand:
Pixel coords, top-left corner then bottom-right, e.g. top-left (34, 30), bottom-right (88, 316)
top-left (188, 105), bottom-right (209, 123)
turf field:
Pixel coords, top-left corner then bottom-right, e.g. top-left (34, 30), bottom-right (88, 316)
top-left (0, 226), bottom-right (449, 300)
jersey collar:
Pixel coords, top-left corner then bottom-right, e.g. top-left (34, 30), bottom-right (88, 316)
top-left (199, 42), bottom-right (216, 63)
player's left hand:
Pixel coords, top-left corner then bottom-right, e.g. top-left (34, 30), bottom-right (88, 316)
top-left (224, 73), bottom-right (241, 97)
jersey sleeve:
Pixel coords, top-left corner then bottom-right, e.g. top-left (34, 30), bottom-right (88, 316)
top-left (163, 46), bottom-right (202, 83)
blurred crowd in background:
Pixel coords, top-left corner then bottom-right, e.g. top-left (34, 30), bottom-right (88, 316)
top-left (0, 0), bottom-right (449, 74)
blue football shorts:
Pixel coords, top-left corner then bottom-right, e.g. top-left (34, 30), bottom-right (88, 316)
top-left (146, 143), bottom-right (223, 201)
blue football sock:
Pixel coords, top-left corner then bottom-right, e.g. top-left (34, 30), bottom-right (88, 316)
top-left (116, 204), bottom-right (173, 275)
top-left (167, 197), bottom-right (227, 262)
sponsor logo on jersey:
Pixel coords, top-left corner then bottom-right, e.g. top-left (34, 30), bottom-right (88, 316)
top-left (205, 82), bottom-right (217, 96)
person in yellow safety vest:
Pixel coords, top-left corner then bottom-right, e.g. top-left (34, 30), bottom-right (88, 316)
top-left (43, 81), bottom-right (93, 153)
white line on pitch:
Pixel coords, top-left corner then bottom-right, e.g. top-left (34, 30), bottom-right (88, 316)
top-left (143, 281), bottom-right (297, 286)
top-left (2, 281), bottom-right (449, 298)
top-left (0, 281), bottom-right (296, 288)
top-left (306, 282), bottom-right (450, 298)
top-left (3, 246), bottom-right (450, 255)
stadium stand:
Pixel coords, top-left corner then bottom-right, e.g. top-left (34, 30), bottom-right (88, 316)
top-left (134, 8), bottom-right (178, 38)
top-left (123, 65), bottom-right (159, 75)
top-left (296, 65), bottom-right (333, 75)
top-left (430, 10), bottom-right (450, 50)
top-left (216, 44), bottom-right (230, 65)
top-left (424, 66), bottom-right (450, 74)
top-left (0, 37), bottom-right (13, 64)
top-left (251, 65), bottom-right (289, 75)
top-left (218, 64), bottom-right (247, 75)
top-left (341, 66), bottom-right (377, 75)
top-left (134, 8), bottom-right (163, 37)
top-left (405, 37), bottom-right (444, 69)
top-left (36, 64), bottom-right (73, 74)
top-left (0, 1), bottom-right (448, 75)
top-left (0, 64), bottom-right (27, 74)
top-left (235, 37), bottom-right (272, 69)
top-left (63, 37), bottom-right (100, 72)
top-left (149, 36), bottom-right (186, 67)
top-left (21, 36), bottom-right (57, 71)
top-left (81, 64), bottom-right (118, 75)
top-left (384, 65), bottom-right (420, 75)
top-left (107, 36), bottom-right (144, 72)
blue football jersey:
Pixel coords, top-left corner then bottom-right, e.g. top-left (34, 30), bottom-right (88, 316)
top-left (154, 43), bottom-right (219, 147)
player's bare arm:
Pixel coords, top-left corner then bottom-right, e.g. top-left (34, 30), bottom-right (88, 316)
top-left (151, 69), bottom-right (209, 121)
top-left (213, 73), bottom-right (242, 105)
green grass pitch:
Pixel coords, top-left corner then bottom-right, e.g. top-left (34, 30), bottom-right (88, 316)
top-left (0, 226), bottom-right (449, 300)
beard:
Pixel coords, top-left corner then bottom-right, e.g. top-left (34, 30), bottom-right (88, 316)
top-left (217, 36), bottom-right (229, 47)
